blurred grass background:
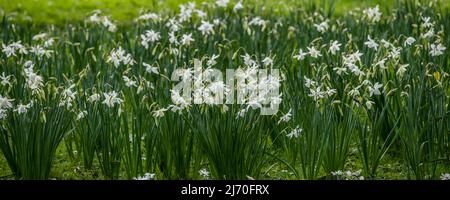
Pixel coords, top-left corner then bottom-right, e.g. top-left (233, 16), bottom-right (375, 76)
top-left (0, 0), bottom-right (402, 25)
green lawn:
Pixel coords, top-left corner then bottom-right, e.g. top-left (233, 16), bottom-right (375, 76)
top-left (0, 0), bottom-right (400, 25)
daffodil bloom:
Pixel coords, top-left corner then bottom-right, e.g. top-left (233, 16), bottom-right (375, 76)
top-left (170, 89), bottom-right (189, 107)
top-left (278, 109), bottom-right (292, 124)
top-left (421, 28), bottom-right (434, 39)
top-left (304, 76), bottom-right (316, 88)
top-left (88, 11), bottom-right (101, 23)
top-left (122, 75), bottom-right (137, 88)
top-left (88, 93), bottom-right (100, 103)
top-left (152, 108), bottom-right (168, 118)
top-left (348, 86), bottom-right (362, 98)
top-left (333, 67), bottom-right (348, 75)
top-left (134, 173), bottom-right (156, 180)
top-left (366, 100), bottom-right (375, 110)
top-left (430, 43), bottom-right (446, 56)
top-left (215, 0), bottom-right (229, 8)
top-left (168, 31), bottom-right (179, 45)
top-left (195, 9), bottom-right (207, 18)
top-left (59, 84), bottom-right (77, 108)
top-left (166, 18), bottom-right (181, 32)
top-left (2, 43), bottom-right (16, 57)
top-left (397, 64), bottom-right (409, 77)
top-left (87, 11), bottom-right (116, 32)
top-left (421, 16), bottom-right (433, 28)
top-left (262, 57), bottom-right (273, 67)
top-left (368, 82), bottom-right (383, 96)
top-left (313, 20), bottom-right (329, 33)
top-left (144, 63), bottom-right (159, 75)
top-left (374, 58), bottom-right (388, 70)
top-left (441, 173), bottom-right (450, 180)
top-left (24, 67), bottom-right (44, 93)
top-left (0, 73), bottom-right (12, 86)
top-left (294, 49), bottom-right (307, 60)
top-left (241, 53), bottom-right (257, 67)
top-left (76, 110), bottom-right (88, 120)
top-left (2, 41), bottom-right (27, 57)
top-left (332, 170), bottom-right (364, 180)
top-left (207, 54), bottom-right (220, 67)
top-left (329, 41), bottom-right (341, 55)
top-left (198, 21), bottom-right (214, 36)
top-left (363, 5), bottom-right (382, 23)
top-left (44, 38), bottom-right (54, 48)
top-left (199, 168), bottom-right (210, 178)
top-left (107, 47), bottom-right (135, 67)
top-left (102, 91), bottom-right (124, 108)
top-left (380, 39), bottom-right (392, 48)
top-left (249, 17), bottom-right (266, 27)
top-left (14, 102), bottom-right (33, 115)
top-left (181, 33), bottom-right (195, 46)
top-left (308, 86), bottom-right (325, 101)
top-left (404, 37), bottom-right (416, 46)
top-left (233, 0), bottom-right (243, 12)
top-left (365, 35), bottom-right (379, 51)
top-left (32, 33), bottom-right (47, 41)
top-left (0, 109), bottom-right (7, 120)
top-left (307, 46), bottom-right (322, 58)
top-left (141, 30), bottom-right (161, 49)
top-left (178, 3), bottom-right (195, 22)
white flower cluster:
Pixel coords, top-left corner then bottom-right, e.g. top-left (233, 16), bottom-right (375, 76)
top-left (102, 91), bottom-right (124, 108)
top-left (32, 33), bottom-right (55, 48)
top-left (249, 16), bottom-right (267, 28)
top-left (332, 170), bottom-right (365, 180)
top-left (304, 76), bottom-right (337, 102)
top-left (181, 33), bottom-right (195, 46)
top-left (441, 173), bottom-right (450, 180)
top-left (314, 20), bottom-right (329, 33)
top-left (286, 126), bottom-right (303, 139)
top-left (419, 16), bottom-right (446, 56)
top-left (1, 41), bottom-right (27, 57)
top-left (178, 3), bottom-right (196, 22)
top-left (29, 45), bottom-right (53, 58)
top-left (137, 12), bottom-right (161, 21)
top-left (294, 45), bottom-right (326, 60)
top-left (87, 11), bottom-right (117, 32)
top-left (198, 20), bottom-right (214, 36)
top-left (0, 94), bottom-right (14, 119)
top-left (59, 84), bottom-right (77, 109)
top-left (141, 30), bottom-right (161, 49)
top-left (199, 168), bottom-right (210, 179)
top-left (23, 61), bottom-right (44, 94)
top-left (159, 54), bottom-right (282, 118)
top-left (278, 109), bottom-right (292, 124)
top-left (363, 5), bottom-right (382, 23)
top-left (235, 54), bottom-right (282, 116)
top-left (107, 46), bottom-right (135, 67)
top-left (134, 173), bottom-right (156, 180)
top-left (190, 59), bottom-right (231, 106)
top-left (0, 89), bottom-right (33, 117)
top-left (0, 73), bottom-right (12, 87)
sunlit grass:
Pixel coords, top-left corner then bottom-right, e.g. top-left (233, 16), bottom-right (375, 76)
top-left (0, 0), bottom-right (417, 25)
top-left (0, 0), bottom-right (449, 180)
